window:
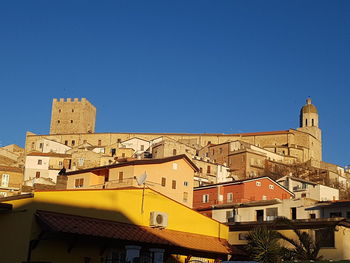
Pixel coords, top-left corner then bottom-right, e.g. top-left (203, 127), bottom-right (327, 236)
top-left (118, 172), bottom-right (123, 183)
top-left (111, 148), bottom-right (116, 156)
top-left (72, 109), bottom-right (74, 112)
top-left (71, 140), bottom-right (75, 146)
top-left (172, 180), bottom-right (176, 189)
top-left (98, 140), bottom-right (102, 146)
top-left (70, 120), bottom-right (73, 123)
top-left (207, 166), bottom-right (211, 174)
top-left (202, 194), bottom-right (209, 203)
top-left (37, 159), bottom-right (42, 165)
top-left (78, 158), bottom-right (84, 166)
top-left (183, 192), bottom-right (188, 203)
top-left (316, 228), bottom-right (335, 247)
top-left (161, 177), bottom-right (166, 187)
top-left (238, 233), bottom-right (248, 240)
top-left (36, 172), bottom-right (40, 178)
top-left (57, 120), bottom-right (60, 123)
top-left (1, 174), bottom-right (10, 187)
top-left (31, 142), bottom-right (35, 149)
top-left (312, 119), bottom-right (314, 126)
top-left (58, 109), bottom-right (61, 113)
top-left (172, 163), bottom-right (178, 170)
top-left (184, 181), bottom-right (188, 186)
top-left (59, 161), bottom-right (63, 168)
top-left (199, 167), bottom-right (203, 173)
top-left (266, 208), bottom-right (278, 221)
top-left (330, 212), bottom-right (342, 218)
top-left (121, 153), bottom-right (125, 158)
top-left (256, 181), bottom-right (261, 186)
top-left (64, 140), bottom-right (68, 146)
top-left (269, 184), bottom-right (274, 190)
top-left (310, 213), bottom-right (316, 219)
top-left (117, 138), bottom-right (121, 143)
top-left (39, 143), bottom-right (43, 149)
top-left (347, 212), bottom-right (350, 219)
top-left (75, 178), bottom-right (84, 188)
top-left (173, 149), bottom-right (177, 156)
top-left (140, 145), bottom-right (144, 151)
top-left (305, 119), bottom-right (308, 126)
top-left (227, 192), bottom-right (233, 203)
top-left (301, 193), bottom-right (307, 198)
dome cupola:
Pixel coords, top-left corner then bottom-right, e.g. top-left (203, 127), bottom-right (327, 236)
top-left (300, 98), bottom-right (319, 128)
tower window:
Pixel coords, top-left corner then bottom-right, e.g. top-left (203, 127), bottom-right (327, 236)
top-left (72, 140), bottom-right (75, 146)
top-left (57, 120), bottom-right (60, 123)
top-left (312, 119), bottom-right (314, 126)
top-left (305, 119), bottom-right (308, 126)
top-left (58, 109), bottom-right (61, 113)
top-left (71, 120), bottom-right (73, 123)
top-left (72, 109), bottom-right (74, 112)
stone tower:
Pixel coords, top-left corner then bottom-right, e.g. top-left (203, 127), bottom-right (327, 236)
top-left (50, 98), bottom-right (96, 135)
top-left (297, 97), bottom-right (322, 161)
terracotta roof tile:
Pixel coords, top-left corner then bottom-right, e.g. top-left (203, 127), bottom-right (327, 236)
top-left (35, 210), bottom-right (230, 255)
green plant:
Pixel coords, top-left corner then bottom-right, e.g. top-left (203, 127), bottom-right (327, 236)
top-left (245, 225), bottom-right (282, 263)
top-left (274, 217), bottom-right (322, 261)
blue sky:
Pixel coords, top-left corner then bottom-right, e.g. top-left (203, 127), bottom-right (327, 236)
top-left (0, 1), bottom-right (349, 166)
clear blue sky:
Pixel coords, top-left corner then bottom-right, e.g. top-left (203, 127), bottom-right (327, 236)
top-left (0, 1), bottom-right (349, 166)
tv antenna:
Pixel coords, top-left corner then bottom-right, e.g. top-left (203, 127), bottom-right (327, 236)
top-left (135, 172), bottom-right (148, 213)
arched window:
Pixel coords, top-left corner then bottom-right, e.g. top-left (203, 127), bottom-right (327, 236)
top-left (305, 119), bottom-right (308, 126)
top-left (312, 119), bottom-right (314, 126)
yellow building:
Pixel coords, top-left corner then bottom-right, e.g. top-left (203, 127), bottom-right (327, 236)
top-left (0, 187), bottom-right (230, 263)
top-left (228, 218), bottom-right (350, 261)
top-left (65, 155), bottom-right (198, 207)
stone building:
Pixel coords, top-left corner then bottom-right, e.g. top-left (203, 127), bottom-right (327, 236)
top-left (50, 98), bottom-right (96, 135)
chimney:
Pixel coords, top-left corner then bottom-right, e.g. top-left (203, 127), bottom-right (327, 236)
top-left (56, 175), bottom-right (68, 190)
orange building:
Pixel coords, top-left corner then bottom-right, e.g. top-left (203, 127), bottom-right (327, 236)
top-left (65, 155), bottom-right (198, 207)
top-left (193, 176), bottom-right (294, 216)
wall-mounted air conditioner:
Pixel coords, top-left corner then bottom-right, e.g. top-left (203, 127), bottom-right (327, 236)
top-left (150, 211), bottom-right (168, 228)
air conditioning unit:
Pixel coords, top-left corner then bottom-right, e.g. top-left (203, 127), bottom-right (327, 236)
top-left (150, 211), bottom-right (168, 228)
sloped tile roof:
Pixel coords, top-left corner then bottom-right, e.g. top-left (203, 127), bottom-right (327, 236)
top-left (35, 210), bottom-right (230, 255)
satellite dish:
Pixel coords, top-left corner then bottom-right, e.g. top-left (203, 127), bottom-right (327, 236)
top-left (136, 172), bottom-right (148, 186)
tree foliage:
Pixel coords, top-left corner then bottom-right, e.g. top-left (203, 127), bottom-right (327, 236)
top-left (274, 217), bottom-right (322, 261)
top-left (245, 226), bottom-right (282, 263)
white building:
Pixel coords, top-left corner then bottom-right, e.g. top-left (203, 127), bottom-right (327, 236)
top-left (277, 176), bottom-right (339, 201)
top-left (30, 138), bottom-right (71, 154)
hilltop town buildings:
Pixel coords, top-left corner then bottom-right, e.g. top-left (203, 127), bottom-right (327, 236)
top-left (1, 97), bottom-right (350, 261)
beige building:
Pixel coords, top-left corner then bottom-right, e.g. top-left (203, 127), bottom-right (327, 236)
top-left (192, 156), bottom-right (232, 186)
top-left (50, 98), bottom-right (96, 135)
top-left (277, 176), bottom-right (339, 201)
top-left (65, 155), bottom-right (198, 207)
top-left (24, 152), bottom-right (71, 183)
top-left (0, 144), bottom-right (24, 167)
top-left (152, 136), bottom-right (197, 159)
top-left (228, 218), bottom-right (350, 261)
top-left (25, 98), bottom-right (323, 164)
top-left (0, 165), bottom-right (23, 197)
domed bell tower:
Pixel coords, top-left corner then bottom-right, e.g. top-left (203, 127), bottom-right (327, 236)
top-left (297, 97), bottom-right (322, 161)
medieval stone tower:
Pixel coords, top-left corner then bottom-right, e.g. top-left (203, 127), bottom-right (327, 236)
top-left (297, 97), bottom-right (322, 161)
top-left (50, 98), bottom-right (96, 135)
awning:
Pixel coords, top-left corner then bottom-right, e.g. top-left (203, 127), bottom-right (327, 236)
top-left (35, 210), bottom-right (231, 257)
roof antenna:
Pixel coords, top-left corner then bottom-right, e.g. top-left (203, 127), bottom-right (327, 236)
top-left (135, 172), bottom-right (148, 213)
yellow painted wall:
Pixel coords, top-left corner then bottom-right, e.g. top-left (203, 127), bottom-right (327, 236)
top-left (0, 188), bottom-right (228, 263)
top-left (229, 226), bottom-right (350, 261)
